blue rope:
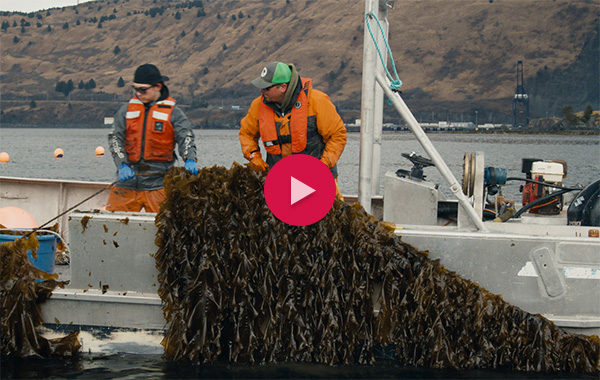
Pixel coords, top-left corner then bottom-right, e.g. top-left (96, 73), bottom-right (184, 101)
top-left (365, 12), bottom-right (402, 92)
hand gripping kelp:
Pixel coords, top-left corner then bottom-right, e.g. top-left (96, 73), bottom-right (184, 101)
top-left (0, 229), bottom-right (81, 357)
top-left (155, 164), bottom-right (600, 372)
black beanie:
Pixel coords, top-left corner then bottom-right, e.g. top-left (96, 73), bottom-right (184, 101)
top-left (133, 64), bottom-right (169, 84)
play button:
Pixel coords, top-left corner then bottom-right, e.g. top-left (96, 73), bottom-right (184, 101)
top-left (290, 176), bottom-right (315, 205)
top-left (264, 154), bottom-right (336, 226)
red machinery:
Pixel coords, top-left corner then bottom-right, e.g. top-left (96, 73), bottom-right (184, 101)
top-left (520, 158), bottom-right (567, 215)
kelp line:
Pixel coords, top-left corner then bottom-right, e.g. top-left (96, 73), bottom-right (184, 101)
top-left (155, 164), bottom-right (599, 372)
top-left (0, 229), bottom-right (81, 357)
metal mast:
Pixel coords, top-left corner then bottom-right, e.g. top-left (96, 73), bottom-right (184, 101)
top-left (512, 60), bottom-right (529, 127)
top-left (358, 0), bottom-right (487, 231)
top-left (358, 0), bottom-right (390, 213)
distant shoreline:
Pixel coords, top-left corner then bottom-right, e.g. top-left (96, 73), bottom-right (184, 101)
top-left (440, 129), bottom-right (600, 136)
top-left (0, 124), bottom-right (598, 135)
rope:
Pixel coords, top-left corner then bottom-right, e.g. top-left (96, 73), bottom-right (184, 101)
top-left (23, 170), bottom-right (166, 238)
top-left (25, 180), bottom-right (118, 238)
top-left (0, 171), bottom-right (167, 240)
top-left (365, 12), bottom-right (402, 92)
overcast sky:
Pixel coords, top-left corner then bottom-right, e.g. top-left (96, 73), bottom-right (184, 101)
top-left (0, 1), bottom-right (91, 13)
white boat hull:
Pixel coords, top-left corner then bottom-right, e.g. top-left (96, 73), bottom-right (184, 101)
top-left (2, 176), bottom-right (599, 355)
top-left (398, 227), bottom-right (600, 335)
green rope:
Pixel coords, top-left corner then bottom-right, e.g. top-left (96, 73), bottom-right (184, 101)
top-left (365, 12), bottom-right (402, 92)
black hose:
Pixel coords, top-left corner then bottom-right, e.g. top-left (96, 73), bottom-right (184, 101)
top-left (506, 177), bottom-right (580, 191)
top-left (513, 188), bottom-right (572, 219)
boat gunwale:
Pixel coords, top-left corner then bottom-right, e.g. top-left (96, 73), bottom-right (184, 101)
top-left (0, 175), bottom-right (112, 188)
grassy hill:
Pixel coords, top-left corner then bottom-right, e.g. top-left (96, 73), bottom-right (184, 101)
top-left (0, 0), bottom-right (598, 127)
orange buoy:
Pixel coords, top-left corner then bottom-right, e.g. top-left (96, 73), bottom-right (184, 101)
top-left (0, 206), bottom-right (38, 229)
top-left (54, 148), bottom-right (64, 158)
top-left (0, 152), bottom-right (8, 162)
top-left (95, 146), bottom-right (105, 156)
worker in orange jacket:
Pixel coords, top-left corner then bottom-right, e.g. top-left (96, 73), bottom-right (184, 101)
top-left (239, 61), bottom-right (347, 197)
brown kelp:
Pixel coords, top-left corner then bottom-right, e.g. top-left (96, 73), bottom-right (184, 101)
top-left (155, 164), bottom-right (600, 372)
top-left (0, 230), bottom-right (81, 357)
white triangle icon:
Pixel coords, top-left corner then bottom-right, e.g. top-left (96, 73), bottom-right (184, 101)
top-left (290, 176), bottom-right (316, 206)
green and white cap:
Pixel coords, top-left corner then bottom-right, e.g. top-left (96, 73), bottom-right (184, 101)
top-left (251, 62), bottom-right (292, 89)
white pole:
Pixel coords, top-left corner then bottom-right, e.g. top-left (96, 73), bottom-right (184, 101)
top-left (375, 72), bottom-right (488, 232)
top-left (358, 0), bottom-right (383, 213)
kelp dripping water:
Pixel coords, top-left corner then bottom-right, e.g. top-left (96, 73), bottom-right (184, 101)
top-left (0, 230), bottom-right (81, 357)
top-left (155, 164), bottom-right (600, 372)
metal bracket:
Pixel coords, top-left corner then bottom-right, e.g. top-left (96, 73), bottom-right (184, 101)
top-left (531, 246), bottom-right (565, 298)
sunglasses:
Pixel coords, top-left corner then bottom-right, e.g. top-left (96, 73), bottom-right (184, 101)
top-left (132, 85), bottom-right (155, 94)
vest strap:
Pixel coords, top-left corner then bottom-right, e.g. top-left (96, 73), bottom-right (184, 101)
top-left (264, 134), bottom-right (291, 148)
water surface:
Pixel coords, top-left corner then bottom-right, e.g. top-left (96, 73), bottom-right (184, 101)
top-left (1, 128), bottom-right (598, 202)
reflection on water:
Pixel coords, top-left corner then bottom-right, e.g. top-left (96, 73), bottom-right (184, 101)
top-left (2, 354), bottom-right (598, 379)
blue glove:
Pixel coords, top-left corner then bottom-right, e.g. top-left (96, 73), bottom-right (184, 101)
top-left (184, 159), bottom-right (198, 175)
top-left (118, 163), bottom-right (136, 182)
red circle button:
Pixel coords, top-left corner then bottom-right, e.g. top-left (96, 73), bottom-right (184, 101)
top-left (264, 154), bottom-right (336, 226)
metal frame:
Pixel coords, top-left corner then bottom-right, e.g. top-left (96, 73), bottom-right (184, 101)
top-left (358, 0), bottom-right (487, 231)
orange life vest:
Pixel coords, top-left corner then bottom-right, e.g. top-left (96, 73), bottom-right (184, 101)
top-left (124, 97), bottom-right (176, 163)
top-left (258, 79), bottom-right (311, 155)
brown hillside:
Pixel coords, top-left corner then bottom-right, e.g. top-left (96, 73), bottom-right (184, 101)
top-left (0, 0), bottom-right (598, 126)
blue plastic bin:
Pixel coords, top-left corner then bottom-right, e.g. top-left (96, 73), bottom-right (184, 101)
top-left (0, 233), bottom-right (57, 275)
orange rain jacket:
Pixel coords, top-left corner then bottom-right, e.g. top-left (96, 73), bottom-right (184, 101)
top-left (239, 78), bottom-right (347, 178)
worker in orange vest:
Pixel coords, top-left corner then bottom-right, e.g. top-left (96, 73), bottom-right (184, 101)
top-left (107, 64), bottom-right (198, 212)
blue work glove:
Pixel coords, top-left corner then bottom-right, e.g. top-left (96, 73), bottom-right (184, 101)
top-left (118, 163), bottom-right (136, 182)
top-left (184, 159), bottom-right (198, 175)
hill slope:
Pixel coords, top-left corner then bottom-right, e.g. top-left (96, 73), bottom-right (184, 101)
top-left (0, 0), bottom-right (598, 126)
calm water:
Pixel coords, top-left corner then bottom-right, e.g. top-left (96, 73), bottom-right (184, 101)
top-left (0, 128), bottom-right (599, 379)
top-left (2, 353), bottom-right (598, 379)
top-left (1, 128), bottom-right (599, 202)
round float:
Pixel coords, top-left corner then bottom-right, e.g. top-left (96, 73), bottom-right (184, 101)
top-left (95, 146), bottom-right (105, 156)
top-left (0, 206), bottom-right (38, 229)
